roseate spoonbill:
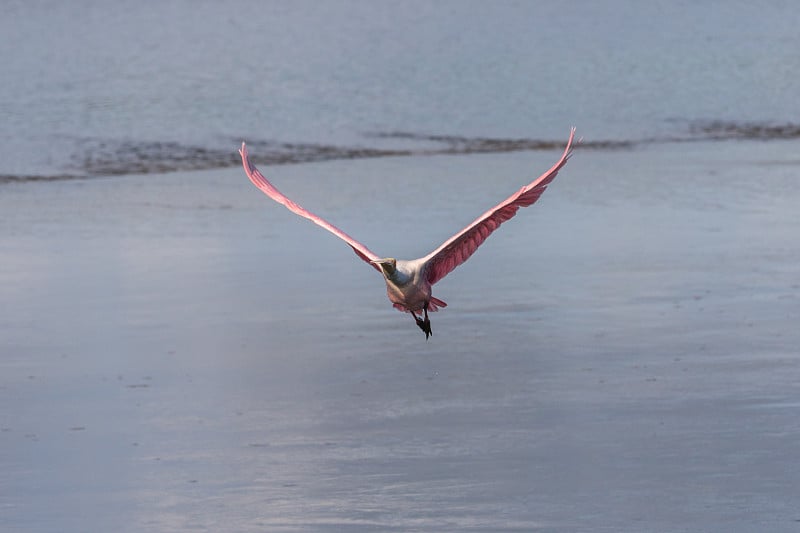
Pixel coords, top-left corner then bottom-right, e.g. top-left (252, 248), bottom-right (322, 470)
top-left (240, 127), bottom-right (575, 339)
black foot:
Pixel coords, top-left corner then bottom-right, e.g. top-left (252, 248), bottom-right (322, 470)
top-left (414, 314), bottom-right (432, 339)
top-left (412, 303), bottom-right (433, 340)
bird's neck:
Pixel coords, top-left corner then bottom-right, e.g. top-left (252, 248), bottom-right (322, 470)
top-left (385, 265), bottom-right (413, 286)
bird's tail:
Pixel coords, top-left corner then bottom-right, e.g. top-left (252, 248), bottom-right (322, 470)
top-left (392, 297), bottom-right (448, 313)
top-left (429, 297), bottom-right (447, 311)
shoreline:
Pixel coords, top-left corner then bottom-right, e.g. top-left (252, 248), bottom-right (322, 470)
top-left (4, 120), bottom-right (800, 184)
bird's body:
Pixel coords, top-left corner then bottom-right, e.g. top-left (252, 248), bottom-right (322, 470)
top-left (240, 128), bottom-right (576, 338)
top-left (382, 258), bottom-right (432, 312)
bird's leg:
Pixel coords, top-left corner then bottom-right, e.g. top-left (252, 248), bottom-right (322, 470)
top-left (412, 308), bottom-right (432, 340)
top-left (423, 302), bottom-right (432, 338)
top-left (412, 311), bottom-right (426, 333)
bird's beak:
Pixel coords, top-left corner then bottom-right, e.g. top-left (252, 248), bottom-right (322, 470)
top-left (370, 258), bottom-right (394, 276)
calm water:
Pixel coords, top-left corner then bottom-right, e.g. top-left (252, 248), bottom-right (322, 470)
top-left (2, 0), bottom-right (800, 179)
top-left (2, 2), bottom-right (800, 532)
top-left (2, 141), bottom-right (799, 531)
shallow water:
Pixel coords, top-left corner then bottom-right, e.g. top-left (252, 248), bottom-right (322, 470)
top-left (2, 139), bottom-right (799, 531)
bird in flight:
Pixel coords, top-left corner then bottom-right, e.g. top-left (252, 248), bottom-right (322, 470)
top-left (240, 127), bottom-right (576, 339)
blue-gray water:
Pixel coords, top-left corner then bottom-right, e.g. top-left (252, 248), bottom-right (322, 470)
top-left (2, 2), bottom-right (800, 532)
top-left (2, 0), bottom-right (800, 179)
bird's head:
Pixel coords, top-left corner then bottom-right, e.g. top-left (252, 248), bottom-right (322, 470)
top-left (370, 258), bottom-right (397, 277)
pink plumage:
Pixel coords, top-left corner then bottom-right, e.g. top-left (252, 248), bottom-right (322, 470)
top-left (422, 127), bottom-right (574, 285)
top-left (240, 127), bottom-right (576, 338)
top-left (240, 143), bottom-right (382, 272)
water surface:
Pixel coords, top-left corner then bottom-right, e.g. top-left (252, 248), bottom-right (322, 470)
top-left (2, 140), bottom-right (800, 531)
top-left (2, 0), bottom-right (799, 179)
top-left (2, 2), bottom-right (800, 531)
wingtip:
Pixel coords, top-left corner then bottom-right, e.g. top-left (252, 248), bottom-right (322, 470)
top-left (239, 141), bottom-right (247, 159)
top-left (566, 127), bottom-right (578, 153)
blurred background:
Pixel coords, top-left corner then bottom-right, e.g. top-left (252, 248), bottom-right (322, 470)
top-left (2, 0), bottom-right (799, 179)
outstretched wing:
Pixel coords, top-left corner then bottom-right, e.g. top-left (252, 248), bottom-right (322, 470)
top-left (423, 127), bottom-right (576, 286)
top-left (240, 142), bottom-right (381, 270)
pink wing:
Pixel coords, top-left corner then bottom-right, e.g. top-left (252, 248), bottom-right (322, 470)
top-left (239, 142), bottom-right (381, 270)
top-left (423, 127), bottom-right (576, 286)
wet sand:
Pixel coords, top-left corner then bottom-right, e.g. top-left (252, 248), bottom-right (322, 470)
top-left (6, 119), bottom-right (800, 183)
top-left (2, 141), bottom-right (799, 532)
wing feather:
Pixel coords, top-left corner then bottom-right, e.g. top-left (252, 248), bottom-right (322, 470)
top-left (423, 128), bottom-right (576, 285)
top-left (239, 143), bottom-right (381, 270)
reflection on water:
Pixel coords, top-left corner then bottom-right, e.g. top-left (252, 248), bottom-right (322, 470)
top-left (2, 141), bottom-right (800, 531)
